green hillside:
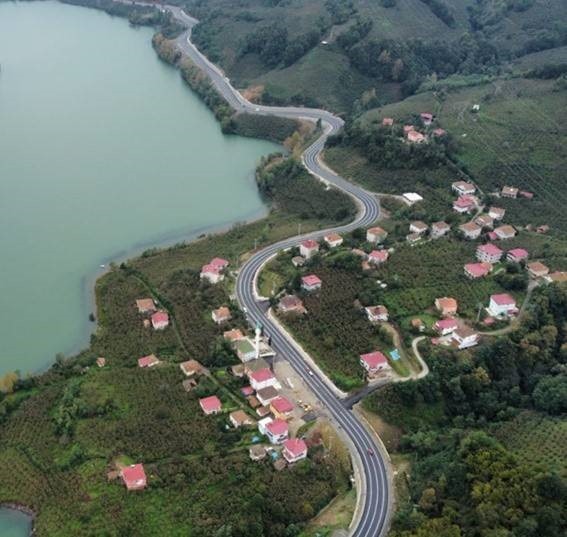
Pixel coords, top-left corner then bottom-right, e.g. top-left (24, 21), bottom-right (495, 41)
top-left (178, 0), bottom-right (567, 113)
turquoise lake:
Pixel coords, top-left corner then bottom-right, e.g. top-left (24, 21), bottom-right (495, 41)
top-left (0, 1), bottom-right (278, 380)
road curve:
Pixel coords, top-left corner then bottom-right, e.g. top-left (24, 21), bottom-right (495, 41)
top-left (132, 5), bottom-right (391, 535)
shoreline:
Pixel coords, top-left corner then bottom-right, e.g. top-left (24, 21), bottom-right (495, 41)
top-left (0, 504), bottom-right (36, 535)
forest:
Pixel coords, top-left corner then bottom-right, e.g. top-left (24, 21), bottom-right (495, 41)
top-left (366, 283), bottom-right (567, 536)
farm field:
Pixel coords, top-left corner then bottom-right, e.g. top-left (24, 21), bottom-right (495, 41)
top-left (376, 239), bottom-right (518, 319)
top-left (491, 411), bottom-right (567, 477)
top-left (360, 78), bottom-right (567, 234)
top-left (267, 254), bottom-right (409, 391)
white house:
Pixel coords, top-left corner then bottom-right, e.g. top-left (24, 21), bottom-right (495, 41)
top-left (452, 181), bottom-right (476, 197)
top-left (366, 226), bottom-right (388, 243)
top-left (451, 327), bottom-right (479, 349)
top-left (360, 351), bottom-right (390, 375)
top-left (301, 274), bottom-right (322, 292)
top-left (299, 239), bottom-right (319, 259)
top-left (487, 293), bottom-right (518, 317)
top-left (410, 221), bottom-right (428, 235)
top-left (265, 419), bottom-right (289, 445)
top-left (200, 264), bottom-right (224, 284)
top-left (476, 243), bottom-right (503, 263)
top-left (431, 221), bottom-right (450, 239)
top-left (365, 305), bottom-right (389, 322)
top-left (249, 368), bottom-right (280, 391)
top-left (459, 222), bottom-right (482, 240)
top-left (324, 233), bottom-right (343, 248)
top-left (283, 438), bottom-right (308, 464)
top-left (403, 192), bottom-right (424, 205)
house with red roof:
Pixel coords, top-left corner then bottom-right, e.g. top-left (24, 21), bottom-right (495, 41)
top-left (229, 410), bottom-right (255, 428)
top-left (459, 222), bottom-right (482, 240)
top-left (265, 419), bottom-right (289, 444)
top-left (212, 306), bottom-right (231, 324)
top-left (435, 297), bottom-right (457, 317)
top-left (520, 191), bottom-right (534, 199)
top-left (368, 250), bottom-right (389, 265)
top-left (487, 294), bottom-right (518, 318)
top-left (434, 318), bottom-right (458, 336)
top-left (299, 239), bottom-right (319, 259)
top-left (475, 214), bottom-right (494, 229)
top-left (121, 464), bottom-right (147, 491)
top-left (270, 396), bottom-right (294, 420)
top-left (507, 248), bottom-right (528, 263)
top-left (278, 295), bottom-right (307, 315)
top-left (452, 181), bottom-right (476, 197)
top-left (494, 225), bottom-right (517, 240)
top-left (403, 125), bottom-right (415, 135)
top-left (476, 243), bottom-right (503, 264)
top-left (464, 262), bottom-right (493, 279)
top-left (527, 261), bottom-right (549, 279)
top-left (151, 311), bottom-right (169, 330)
top-left (382, 117), bottom-right (394, 127)
top-left (136, 298), bottom-right (156, 314)
top-left (283, 438), bottom-right (308, 464)
top-left (452, 327), bottom-right (479, 349)
top-left (365, 305), bottom-right (389, 322)
top-left (360, 351), bottom-right (390, 376)
top-left (407, 130), bottom-right (426, 144)
top-left (433, 128), bottom-right (446, 137)
top-left (200, 264), bottom-right (224, 284)
top-left (301, 274), bottom-right (322, 292)
top-left (138, 354), bottom-right (160, 368)
top-left (210, 257), bottom-right (229, 270)
top-left (324, 233), bottom-right (343, 248)
top-left (453, 195), bottom-right (478, 214)
top-left (179, 359), bottom-right (204, 377)
top-left (366, 226), bottom-right (388, 243)
top-left (224, 328), bottom-right (244, 342)
top-left (249, 368), bottom-right (279, 391)
top-left (199, 395), bottom-right (222, 415)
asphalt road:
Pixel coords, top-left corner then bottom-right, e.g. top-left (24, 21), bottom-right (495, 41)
top-left (130, 5), bottom-right (392, 535)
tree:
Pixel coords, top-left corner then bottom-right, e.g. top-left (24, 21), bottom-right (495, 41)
top-left (533, 375), bottom-right (567, 414)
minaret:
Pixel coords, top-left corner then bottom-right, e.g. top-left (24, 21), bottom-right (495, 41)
top-left (255, 321), bottom-right (262, 360)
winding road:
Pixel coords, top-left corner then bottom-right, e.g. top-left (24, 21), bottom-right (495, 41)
top-left (131, 4), bottom-right (392, 535)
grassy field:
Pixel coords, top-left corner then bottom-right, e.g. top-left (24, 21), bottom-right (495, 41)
top-left (361, 78), bottom-right (567, 234)
top-left (491, 411), bottom-right (567, 477)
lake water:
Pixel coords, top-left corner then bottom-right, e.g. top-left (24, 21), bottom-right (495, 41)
top-left (0, 1), bottom-right (278, 378)
top-left (0, 509), bottom-right (32, 537)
